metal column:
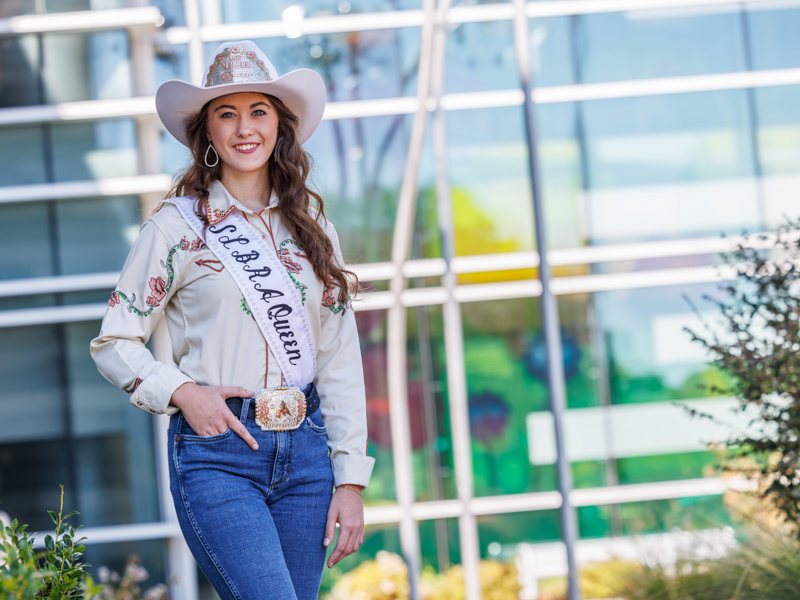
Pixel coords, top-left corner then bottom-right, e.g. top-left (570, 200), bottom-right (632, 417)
top-left (511, 2), bottom-right (581, 599)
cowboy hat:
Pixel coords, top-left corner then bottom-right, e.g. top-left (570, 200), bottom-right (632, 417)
top-left (155, 40), bottom-right (326, 146)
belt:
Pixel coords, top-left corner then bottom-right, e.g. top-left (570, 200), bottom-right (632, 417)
top-left (226, 382), bottom-right (320, 423)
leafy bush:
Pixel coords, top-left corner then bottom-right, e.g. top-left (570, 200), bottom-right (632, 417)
top-left (685, 222), bottom-right (800, 532)
top-left (0, 486), bottom-right (168, 600)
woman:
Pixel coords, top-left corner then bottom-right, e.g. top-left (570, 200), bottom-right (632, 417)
top-left (91, 40), bottom-right (374, 600)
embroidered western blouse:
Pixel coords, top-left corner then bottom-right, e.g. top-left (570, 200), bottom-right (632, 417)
top-left (90, 181), bottom-right (375, 488)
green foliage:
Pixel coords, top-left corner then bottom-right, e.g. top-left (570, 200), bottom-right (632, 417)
top-left (0, 487), bottom-right (167, 600)
top-left (685, 221), bottom-right (800, 531)
top-left (0, 485), bottom-right (91, 600)
top-left (0, 518), bottom-right (52, 599)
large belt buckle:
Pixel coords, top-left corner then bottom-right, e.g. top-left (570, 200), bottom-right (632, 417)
top-left (254, 387), bottom-right (307, 431)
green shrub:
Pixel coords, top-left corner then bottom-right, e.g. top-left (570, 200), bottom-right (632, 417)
top-left (0, 486), bottom-right (167, 600)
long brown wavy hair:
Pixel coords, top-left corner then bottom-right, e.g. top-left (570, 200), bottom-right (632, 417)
top-left (167, 94), bottom-right (356, 307)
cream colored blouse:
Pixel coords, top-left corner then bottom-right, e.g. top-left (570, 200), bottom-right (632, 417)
top-left (91, 181), bottom-right (375, 488)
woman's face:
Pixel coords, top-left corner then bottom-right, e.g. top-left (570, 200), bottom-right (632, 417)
top-left (206, 92), bottom-right (280, 180)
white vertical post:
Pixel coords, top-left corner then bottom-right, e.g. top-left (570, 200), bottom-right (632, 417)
top-left (429, 2), bottom-right (482, 599)
top-left (385, 0), bottom-right (439, 596)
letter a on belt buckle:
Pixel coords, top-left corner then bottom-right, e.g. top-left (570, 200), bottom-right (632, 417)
top-left (254, 387), bottom-right (307, 431)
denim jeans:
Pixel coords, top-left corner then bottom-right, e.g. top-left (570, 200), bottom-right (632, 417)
top-left (167, 397), bottom-right (334, 600)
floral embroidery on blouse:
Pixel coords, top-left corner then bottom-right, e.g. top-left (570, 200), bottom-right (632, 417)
top-left (279, 239), bottom-right (308, 305)
top-left (180, 236), bottom-right (207, 252)
top-left (146, 276), bottom-right (167, 307)
top-left (111, 244), bottom-right (179, 317)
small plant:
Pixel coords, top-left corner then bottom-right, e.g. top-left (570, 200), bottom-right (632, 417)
top-left (685, 221), bottom-right (800, 533)
top-left (0, 518), bottom-right (52, 599)
top-left (0, 485), bottom-right (95, 599)
top-left (0, 486), bottom-right (167, 600)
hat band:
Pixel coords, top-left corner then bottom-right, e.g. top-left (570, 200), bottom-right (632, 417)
top-left (205, 45), bottom-right (273, 88)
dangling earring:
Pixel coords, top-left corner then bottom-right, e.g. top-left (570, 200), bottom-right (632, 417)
top-left (205, 143), bottom-right (219, 168)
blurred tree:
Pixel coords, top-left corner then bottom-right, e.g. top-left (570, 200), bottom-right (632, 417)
top-left (686, 220), bottom-right (800, 533)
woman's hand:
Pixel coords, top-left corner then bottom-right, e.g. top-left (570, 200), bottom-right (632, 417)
top-left (170, 382), bottom-right (259, 450)
top-left (323, 484), bottom-right (364, 568)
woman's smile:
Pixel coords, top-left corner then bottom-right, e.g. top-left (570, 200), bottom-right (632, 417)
top-left (207, 92), bottom-right (279, 179)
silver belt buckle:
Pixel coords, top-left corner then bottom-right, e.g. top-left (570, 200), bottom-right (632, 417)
top-left (254, 387), bottom-right (307, 431)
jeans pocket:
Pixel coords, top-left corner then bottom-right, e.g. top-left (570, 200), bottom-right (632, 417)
top-left (305, 409), bottom-right (327, 434)
top-left (177, 414), bottom-right (234, 442)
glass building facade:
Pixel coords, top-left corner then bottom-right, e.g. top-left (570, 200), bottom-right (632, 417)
top-left (1, 0), bottom-right (799, 598)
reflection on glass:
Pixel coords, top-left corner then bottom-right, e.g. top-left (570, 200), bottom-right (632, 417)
top-left (747, 7), bottom-right (800, 71)
top-left (357, 309), bottom-right (394, 504)
top-left (754, 85), bottom-right (800, 228)
top-left (535, 102), bottom-right (585, 250)
top-left (213, 27), bottom-right (419, 102)
top-left (407, 306), bottom-right (454, 502)
top-left (305, 115), bottom-right (410, 263)
top-left (596, 283), bottom-right (733, 405)
top-left (52, 120), bottom-right (138, 181)
top-left (0, 322), bottom-right (159, 529)
top-left (0, 195), bottom-right (139, 281)
top-left (463, 296), bottom-right (600, 497)
top-left (529, 16), bottom-right (575, 88)
top-left (617, 450), bottom-right (716, 485)
top-left (617, 495), bottom-right (728, 536)
top-left (208, 0), bottom-right (421, 25)
top-left (56, 196), bottom-right (140, 275)
top-left (67, 321), bottom-right (160, 527)
top-left (446, 106), bottom-right (535, 260)
top-left (0, 34), bottom-right (40, 108)
top-left (419, 518), bottom-right (460, 573)
top-left (0, 120), bottom-right (137, 187)
top-left (575, 7), bottom-right (745, 83)
top-left (478, 510), bottom-right (561, 552)
top-left (0, 126), bottom-right (46, 186)
top-left (445, 20), bottom-right (518, 94)
top-left (583, 90), bottom-right (759, 244)
top-left (0, 203), bottom-right (52, 280)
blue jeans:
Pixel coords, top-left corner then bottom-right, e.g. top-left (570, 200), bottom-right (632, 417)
top-left (167, 397), bottom-right (334, 600)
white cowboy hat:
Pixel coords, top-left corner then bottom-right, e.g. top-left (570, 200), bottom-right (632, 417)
top-left (155, 40), bottom-right (326, 146)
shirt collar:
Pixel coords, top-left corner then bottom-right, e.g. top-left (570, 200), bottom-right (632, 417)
top-left (205, 180), bottom-right (279, 224)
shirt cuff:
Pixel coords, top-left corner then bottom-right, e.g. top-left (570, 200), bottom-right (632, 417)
top-left (130, 366), bottom-right (193, 415)
top-left (331, 455), bottom-right (376, 489)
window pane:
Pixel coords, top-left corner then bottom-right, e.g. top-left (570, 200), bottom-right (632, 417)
top-left (446, 20), bottom-right (518, 94)
top-left (358, 310), bottom-right (394, 504)
top-left (52, 120), bottom-right (138, 182)
top-left (207, 0), bottom-right (421, 24)
top-left (597, 283), bottom-right (733, 405)
top-left (446, 106), bottom-right (535, 258)
top-left (576, 7), bottom-right (746, 83)
top-left (42, 31), bottom-right (132, 104)
top-left (583, 90), bottom-right (759, 244)
top-left (463, 295), bottom-right (601, 497)
top-left (0, 322), bottom-right (160, 529)
top-left (0, 126), bottom-right (47, 186)
top-left (305, 115), bottom-right (410, 263)
top-left (530, 16), bottom-right (576, 88)
top-left (57, 195), bottom-right (140, 275)
top-left (0, 34), bottom-right (41, 107)
top-left (754, 85), bottom-right (800, 228)
top-left (747, 6), bottom-right (800, 71)
top-left (0, 202), bottom-right (53, 280)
